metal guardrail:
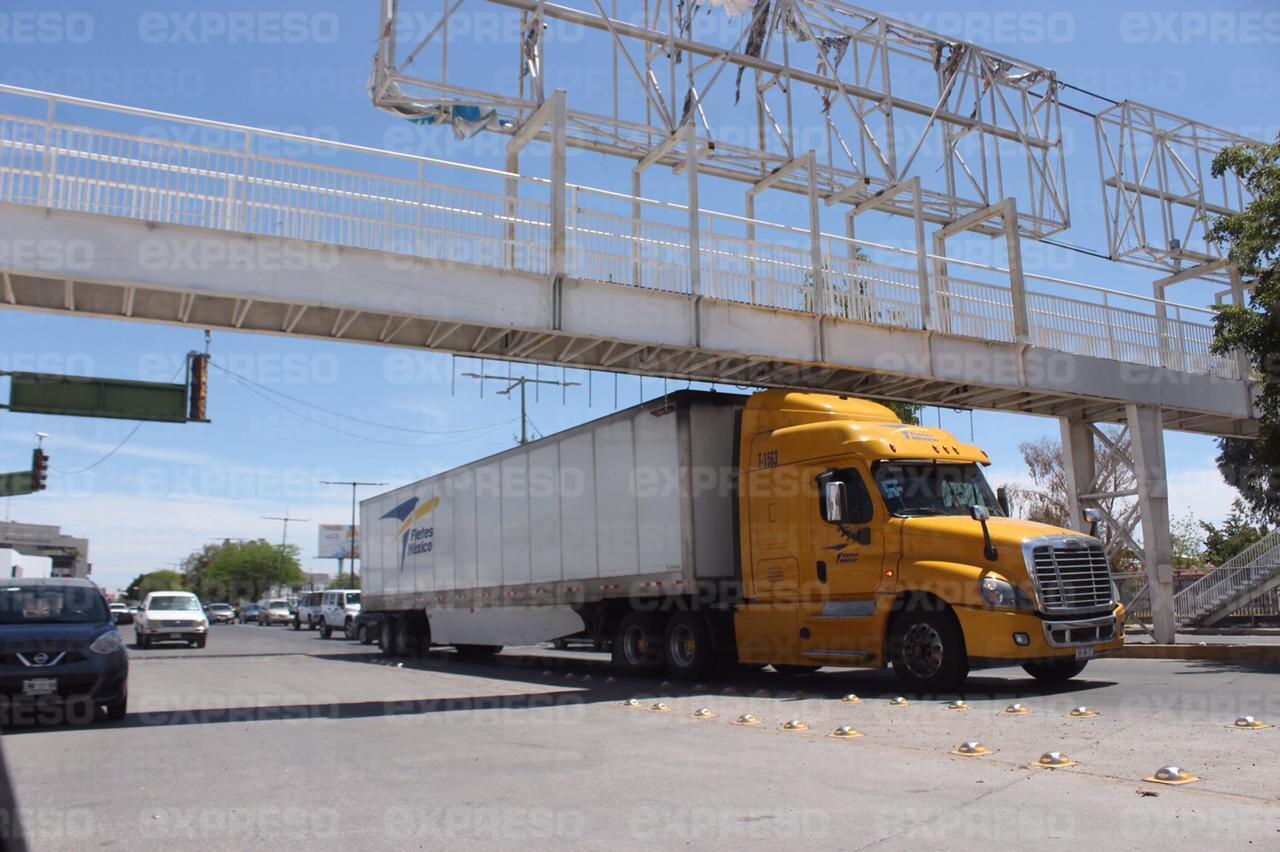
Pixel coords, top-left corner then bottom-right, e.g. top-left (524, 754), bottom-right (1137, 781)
top-left (1174, 529), bottom-right (1280, 624)
top-left (0, 85), bottom-right (1241, 382)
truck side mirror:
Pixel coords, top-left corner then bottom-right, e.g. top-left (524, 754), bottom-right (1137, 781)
top-left (824, 481), bottom-right (847, 522)
top-left (1083, 507), bottom-right (1101, 538)
top-left (996, 485), bottom-right (1010, 517)
top-left (970, 505), bottom-right (998, 561)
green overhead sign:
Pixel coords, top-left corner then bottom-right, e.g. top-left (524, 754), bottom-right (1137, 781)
top-left (5, 372), bottom-right (189, 423)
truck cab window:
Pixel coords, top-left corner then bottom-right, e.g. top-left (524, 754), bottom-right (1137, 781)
top-left (874, 462), bottom-right (1002, 517)
top-left (817, 469), bottom-right (873, 525)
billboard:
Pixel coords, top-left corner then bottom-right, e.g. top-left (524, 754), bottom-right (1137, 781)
top-left (317, 524), bottom-right (358, 560)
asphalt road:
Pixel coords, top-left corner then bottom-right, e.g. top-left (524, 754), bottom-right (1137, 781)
top-left (3, 623), bottom-right (1279, 849)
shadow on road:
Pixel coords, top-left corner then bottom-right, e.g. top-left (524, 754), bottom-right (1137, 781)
top-left (0, 644), bottom-right (1116, 735)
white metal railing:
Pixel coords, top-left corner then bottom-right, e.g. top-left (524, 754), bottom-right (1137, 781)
top-left (0, 85), bottom-right (1244, 383)
top-left (1175, 528), bottom-right (1280, 623)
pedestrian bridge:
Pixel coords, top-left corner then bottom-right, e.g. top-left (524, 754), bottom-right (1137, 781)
top-left (0, 85), bottom-right (1255, 438)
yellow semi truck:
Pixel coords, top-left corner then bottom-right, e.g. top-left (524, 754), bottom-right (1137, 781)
top-left (362, 389), bottom-right (1123, 691)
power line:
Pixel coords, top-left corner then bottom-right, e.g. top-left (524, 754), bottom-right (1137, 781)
top-left (51, 361), bottom-right (186, 475)
top-left (221, 372), bottom-right (507, 447)
top-left (209, 359), bottom-right (513, 436)
top-left (54, 422), bottom-right (145, 475)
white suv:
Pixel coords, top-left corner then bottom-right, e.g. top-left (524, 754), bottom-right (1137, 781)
top-left (318, 589), bottom-right (361, 640)
top-left (135, 591), bottom-right (208, 649)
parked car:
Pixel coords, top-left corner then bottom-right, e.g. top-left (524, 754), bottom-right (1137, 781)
top-left (293, 592), bottom-right (323, 631)
top-left (239, 602), bottom-right (263, 623)
top-left (0, 578), bottom-right (129, 723)
top-left (317, 589), bottom-right (361, 639)
top-left (134, 591), bottom-right (208, 649)
top-left (260, 600), bottom-right (292, 626)
top-left (206, 603), bottom-right (235, 624)
top-left (108, 602), bottom-right (133, 625)
top-left (353, 611), bottom-right (384, 644)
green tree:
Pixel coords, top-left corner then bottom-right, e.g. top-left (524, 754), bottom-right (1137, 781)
top-left (180, 542), bottom-right (224, 599)
top-left (205, 539), bottom-right (306, 601)
top-left (328, 571), bottom-right (362, 590)
top-left (1200, 499), bottom-right (1270, 566)
top-left (125, 570), bottom-right (186, 601)
top-left (1170, 512), bottom-right (1206, 572)
top-left (1207, 134), bottom-right (1280, 523)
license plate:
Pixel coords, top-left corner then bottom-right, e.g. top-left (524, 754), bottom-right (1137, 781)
top-left (1075, 647), bottom-right (1094, 661)
top-left (167, 633), bottom-right (185, 639)
top-left (22, 678), bottom-right (57, 696)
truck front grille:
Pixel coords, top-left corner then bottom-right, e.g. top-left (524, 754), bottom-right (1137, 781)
top-left (1027, 539), bottom-right (1113, 614)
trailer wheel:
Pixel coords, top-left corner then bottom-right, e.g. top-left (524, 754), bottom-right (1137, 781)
top-left (394, 614), bottom-right (428, 657)
top-left (1022, 659), bottom-right (1088, 683)
top-left (612, 611), bottom-right (663, 673)
top-left (379, 617), bottom-right (396, 654)
top-left (888, 605), bottom-right (969, 693)
top-left (663, 613), bottom-right (716, 681)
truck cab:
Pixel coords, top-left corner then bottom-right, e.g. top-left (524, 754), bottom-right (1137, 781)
top-left (734, 391), bottom-right (1124, 690)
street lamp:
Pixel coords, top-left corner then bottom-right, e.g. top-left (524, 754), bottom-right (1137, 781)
top-left (319, 481), bottom-right (386, 586)
top-left (262, 511), bottom-right (308, 600)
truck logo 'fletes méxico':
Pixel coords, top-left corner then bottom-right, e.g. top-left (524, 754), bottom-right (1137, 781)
top-left (381, 495), bottom-right (441, 571)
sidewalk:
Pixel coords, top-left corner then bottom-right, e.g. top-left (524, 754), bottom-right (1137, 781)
top-left (1117, 630), bottom-right (1280, 662)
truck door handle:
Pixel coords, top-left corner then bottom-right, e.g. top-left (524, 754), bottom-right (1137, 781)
top-left (816, 561), bottom-right (827, 584)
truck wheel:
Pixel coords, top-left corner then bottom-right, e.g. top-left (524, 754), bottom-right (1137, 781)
top-left (394, 615), bottom-right (427, 657)
top-left (1022, 659), bottom-right (1088, 683)
top-left (663, 613), bottom-right (716, 680)
top-left (357, 624), bottom-right (370, 644)
top-left (379, 618), bottom-right (396, 654)
top-left (612, 612), bottom-right (663, 673)
top-left (888, 607), bottom-right (969, 693)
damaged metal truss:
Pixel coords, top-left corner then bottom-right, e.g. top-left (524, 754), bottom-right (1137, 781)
top-left (372, 0), bottom-right (1071, 238)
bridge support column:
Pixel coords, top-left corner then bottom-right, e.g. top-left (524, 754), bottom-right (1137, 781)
top-left (1127, 403), bottom-right (1176, 643)
top-left (1059, 418), bottom-right (1095, 533)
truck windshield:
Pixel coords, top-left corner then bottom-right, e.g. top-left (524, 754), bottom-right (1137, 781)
top-left (874, 462), bottom-right (1002, 517)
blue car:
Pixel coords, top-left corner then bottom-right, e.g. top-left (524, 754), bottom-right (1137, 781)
top-left (0, 578), bottom-right (129, 725)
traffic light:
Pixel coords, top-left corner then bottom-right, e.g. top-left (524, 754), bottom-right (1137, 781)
top-left (188, 352), bottom-right (209, 422)
top-left (30, 448), bottom-right (48, 492)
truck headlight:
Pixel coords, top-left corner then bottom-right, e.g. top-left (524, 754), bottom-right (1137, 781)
top-left (979, 577), bottom-right (1034, 611)
top-left (89, 631), bottom-right (126, 655)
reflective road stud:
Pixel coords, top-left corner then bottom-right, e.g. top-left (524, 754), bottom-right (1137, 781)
top-left (889, 696), bottom-right (910, 706)
top-left (841, 694), bottom-right (860, 704)
top-left (1067, 706), bottom-right (1099, 718)
top-left (831, 726), bottom-right (863, 739)
top-left (1144, 766), bottom-right (1200, 785)
top-left (732, 713), bottom-right (762, 726)
top-left (1230, 716), bottom-right (1272, 730)
top-left (952, 742), bottom-right (994, 756)
top-left (1034, 752), bottom-right (1077, 768)
top-left (692, 708), bottom-right (716, 719)
top-left (650, 702), bottom-right (671, 713)
top-left (782, 719), bottom-right (809, 731)
top-left (622, 698), bottom-right (641, 707)
top-left (947, 700), bottom-right (971, 711)
top-left (1003, 703), bottom-right (1029, 715)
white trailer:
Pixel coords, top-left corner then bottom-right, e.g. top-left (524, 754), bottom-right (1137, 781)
top-left (361, 391), bottom-right (746, 658)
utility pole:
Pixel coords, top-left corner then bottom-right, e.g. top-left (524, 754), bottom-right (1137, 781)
top-left (262, 511), bottom-right (308, 600)
top-left (462, 372), bottom-right (580, 445)
top-left (319, 481), bottom-right (386, 587)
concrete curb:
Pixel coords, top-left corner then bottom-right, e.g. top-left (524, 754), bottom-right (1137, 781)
top-left (1116, 644), bottom-right (1280, 663)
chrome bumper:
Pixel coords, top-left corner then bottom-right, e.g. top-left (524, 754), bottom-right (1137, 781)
top-left (1042, 613), bottom-right (1117, 648)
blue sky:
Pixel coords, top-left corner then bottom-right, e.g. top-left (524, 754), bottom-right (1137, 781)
top-left (1, 0), bottom-right (1275, 593)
